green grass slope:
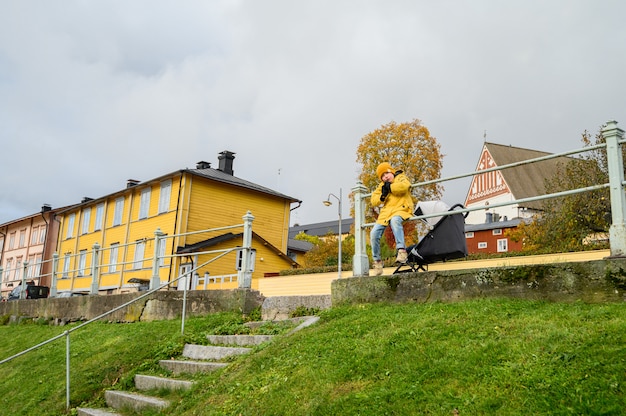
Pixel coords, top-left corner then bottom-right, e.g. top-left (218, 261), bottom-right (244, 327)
top-left (0, 298), bottom-right (624, 415)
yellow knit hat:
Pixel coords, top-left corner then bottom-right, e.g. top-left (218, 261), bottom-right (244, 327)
top-left (376, 162), bottom-right (395, 180)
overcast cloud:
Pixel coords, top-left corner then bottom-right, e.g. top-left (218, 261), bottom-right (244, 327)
top-left (1, 0), bottom-right (625, 226)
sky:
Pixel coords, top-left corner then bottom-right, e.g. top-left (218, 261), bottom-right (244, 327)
top-left (1, 0), bottom-right (625, 227)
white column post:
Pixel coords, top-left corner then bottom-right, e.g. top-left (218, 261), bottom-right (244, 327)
top-left (50, 253), bottom-right (59, 297)
top-left (20, 261), bottom-right (28, 299)
top-left (238, 211), bottom-right (254, 288)
top-left (151, 228), bottom-right (165, 290)
top-left (352, 182), bottom-right (369, 276)
top-left (603, 120), bottom-right (626, 257)
top-left (90, 242), bottom-right (101, 295)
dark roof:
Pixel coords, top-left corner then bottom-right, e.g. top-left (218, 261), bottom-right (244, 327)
top-left (482, 142), bottom-right (574, 210)
top-left (176, 231), bottom-right (299, 267)
top-left (288, 238), bottom-right (314, 252)
top-left (0, 204), bottom-right (76, 227)
top-left (187, 167), bottom-right (300, 203)
top-left (56, 165), bottom-right (300, 215)
top-left (464, 217), bottom-right (531, 232)
top-left (289, 218), bottom-right (354, 239)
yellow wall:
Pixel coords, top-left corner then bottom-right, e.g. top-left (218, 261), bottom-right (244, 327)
top-left (184, 176), bottom-right (291, 251)
top-left (53, 171), bottom-right (297, 294)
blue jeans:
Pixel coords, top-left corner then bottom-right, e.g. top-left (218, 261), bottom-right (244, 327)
top-left (370, 216), bottom-right (406, 262)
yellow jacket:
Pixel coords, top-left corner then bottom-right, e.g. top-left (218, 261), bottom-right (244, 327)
top-left (370, 171), bottom-right (415, 226)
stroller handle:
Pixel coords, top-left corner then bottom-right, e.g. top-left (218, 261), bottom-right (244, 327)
top-left (449, 203), bottom-right (469, 219)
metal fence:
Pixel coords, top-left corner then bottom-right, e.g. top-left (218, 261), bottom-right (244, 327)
top-left (1, 211), bottom-right (256, 299)
top-left (0, 211), bottom-right (256, 411)
top-left (351, 120), bottom-right (626, 276)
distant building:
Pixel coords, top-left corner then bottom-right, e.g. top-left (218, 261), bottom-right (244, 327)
top-left (464, 142), bottom-right (573, 225)
top-left (464, 216), bottom-right (531, 254)
top-left (53, 150), bottom-right (302, 295)
top-left (0, 205), bottom-right (68, 298)
top-left (289, 218), bottom-right (354, 240)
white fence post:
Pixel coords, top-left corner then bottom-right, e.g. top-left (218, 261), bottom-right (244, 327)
top-left (151, 228), bottom-right (165, 290)
top-left (603, 120), bottom-right (626, 257)
top-left (20, 261), bottom-right (28, 299)
top-left (90, 242), bottom-right (101, 295)
top-left (50, 253), bottom-right (59, 297)
top-left (352, 182), bottom-right (369, 276)
top-left (238, 211), bottom-right (254, 288)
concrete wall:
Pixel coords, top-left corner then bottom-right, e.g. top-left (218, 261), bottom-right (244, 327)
top-left (0, 289), bottom-right (265, 323)
top-left (2, 259), bottom-right (625, 324)
top-left (331, 259), bottom-right (626, 306)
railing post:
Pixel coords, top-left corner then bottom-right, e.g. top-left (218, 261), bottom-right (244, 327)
top-left (603, 120), bottom-right (626, 257)
top-left (20, 261), bottom-right (29, 299)
top-left (65, 330), bottom-right (70, 411)
top-left (90, 242), bottom-right (101, 295)
top-left (50, 253), bottom-right (59, 298)
top-left (352, 182), bottom-right (369, 276)
top-left (238, 211), bottom-right (254, 288)
top-left (151, 228), bottom-right (165, 290)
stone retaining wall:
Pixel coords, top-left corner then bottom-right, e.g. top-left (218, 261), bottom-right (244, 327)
top-left (331, 259), bottom-right (626, 306)
top-left (0, 289), bottom-right (264, 323)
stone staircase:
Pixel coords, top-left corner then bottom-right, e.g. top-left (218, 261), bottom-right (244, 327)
top-left (76, 316), bottom-right (319, 415)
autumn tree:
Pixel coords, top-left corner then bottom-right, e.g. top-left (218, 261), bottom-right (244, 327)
top-left (356, 119), bottom-right (444, 248)
top-left (509, 128), bottom-right (613, 253)
top-left (295, 232), bottom-right (355, 269)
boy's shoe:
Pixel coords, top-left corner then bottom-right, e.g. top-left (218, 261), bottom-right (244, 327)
top-left (372, 261), bottom-right (384, 276)
top-left (396, 249), bottom-right (408, 264)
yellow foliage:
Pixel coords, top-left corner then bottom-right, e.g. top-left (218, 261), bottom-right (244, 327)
top-left (356, 119), bottom-right (444, 222)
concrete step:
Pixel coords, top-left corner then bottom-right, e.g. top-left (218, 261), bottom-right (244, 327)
top-left (206, 334), bottom-right (274, 346)
top-left (183, 343), bottom-right (252, 360)
top-left (76, 408), bottom-right (121, 416)
top-left (134, 374), bottom-right (194, 391)
top-left (159, 359), bottom-right (229, 375)
top-left (104, 390), bottom-right (169, 413)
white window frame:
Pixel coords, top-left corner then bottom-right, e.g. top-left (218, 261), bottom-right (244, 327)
top-left (109, 244), bottom-right (119, 273)
top-left (81, 208), bottom-right (91, 235)
top-left (94, 203), bottom-right (105, 231)
top-left (5, 258), bottom-right (12, 281)
top-left (39, 226), bottom-right (46, 243)
top-left (18, 229), bottom-right (26, 247)
top-left (139, 188), bottom-right (151, 219)
top-left (31, 227), bottom-right (39, 245)
top-left (133, 241), bottom-right (146, 270)
top-left (465, 231), bottom-right (474, 238)
top-left (497, 238), bottom-right (508, 253)
top-left (492, 229), bottom-right (503, 235)
top-left (66, 214), bottom-right (76, 239)
top-left (158, 180), bottom-right (172, 214)
top-left (32, 254), bottom-right (42, 278)
top-left (478, 242), bottom-right (488, 249)
top-left (62, 254), bottom-right (71, 278)
top-left (78, 251), bottom-right (87, 277)
top-left (113, 197), bottom-right (124, 226)
top-left (158, 237), bottom-right (167, 267)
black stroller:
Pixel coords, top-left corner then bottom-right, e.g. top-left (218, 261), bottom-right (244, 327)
top-left (394, 201), bottom-right (468, 273)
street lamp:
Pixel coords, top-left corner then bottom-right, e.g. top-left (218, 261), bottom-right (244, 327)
top-left (323, 188), bottom-right (342, 278)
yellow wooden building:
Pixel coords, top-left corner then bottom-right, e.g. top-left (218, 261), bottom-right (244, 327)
top-left (54, 151), bottom-right (301, 295)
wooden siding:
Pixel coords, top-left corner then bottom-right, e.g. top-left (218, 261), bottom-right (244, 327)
top-left (55, 177), bottom-right (185, 293)
top-left (465, 227), bottom-right (523, 254)
top-left (185, 175), bottom-right (290, 251)
top-left (0, 214), bottom-right (51, 297)
top-left (52, 170), bottom-right (297, 294)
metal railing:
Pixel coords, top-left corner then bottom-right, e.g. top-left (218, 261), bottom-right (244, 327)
top-left (1, 210), bottom-right (256, 299)
top-left (352, 120), bottom-right (626, 276)
top-left (0, 211), bottom-right (256, 411)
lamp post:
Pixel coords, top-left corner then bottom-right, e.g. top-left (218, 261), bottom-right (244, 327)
top-left (323, 188), bottom-right (342, 278)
